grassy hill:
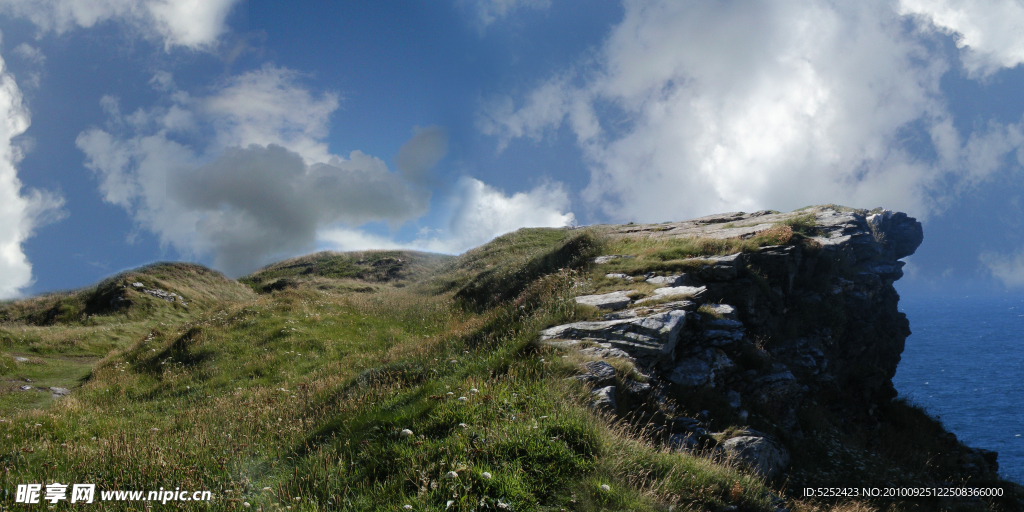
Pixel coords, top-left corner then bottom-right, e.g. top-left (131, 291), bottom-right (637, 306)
top-left (240, 250), bottom-right (453, 294)
top-left (0, 223), bottom-right (1020, 511)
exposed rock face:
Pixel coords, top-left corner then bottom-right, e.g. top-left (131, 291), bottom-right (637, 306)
top-left (574, 291), bottom-right (632, 310)
top-left (638, 285), bottom-right (707, 303)
top-left (577, 361), bottom-right (617, 387)
top-left (542, 206), bottom-right (941, 479)
top-left (540, 309), bottom-right (688, 365)
top-left (591, 385), bottom-right (617, 412)
top-left (720, 432), bottom-right (791, 479)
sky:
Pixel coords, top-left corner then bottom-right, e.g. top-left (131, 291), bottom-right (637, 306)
top-left (2, 0), bottom-right (1024, 298)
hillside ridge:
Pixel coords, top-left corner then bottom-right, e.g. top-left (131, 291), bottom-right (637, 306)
top-left (1, 205), bottom-right (1021, 512)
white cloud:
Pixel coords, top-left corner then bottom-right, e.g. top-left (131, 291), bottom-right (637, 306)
top-left (438, 177), bottom-right (574, 252)
top-left (0, 0), bottom-right (240, 50)
top-left (319, 177), bottom-right (575, 254)
top-left (0, 52), bottom-right (64, 299)
top-left (204, 66), bottom-right (339, 163)
top-left (78, 65), bottom-right (575, 274)
top-left (980, 249), bottom-right (1024, 288)
top-left (76, 66), bottom-right (439, 276)
top-left (479, 74), bottom-right (584, 152)
top-left (459, 0), bottom-right (551, 34)
top-left (480, 0), bottom-right (1024, 223)
top-left (898, 0), bottom-right (1024, 76)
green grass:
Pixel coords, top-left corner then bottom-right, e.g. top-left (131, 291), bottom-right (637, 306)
top-left (0, 219), bottom-right (1020, 511)
top-left (592, 223), bottom-right (801, 280)
top-left (0, 253), bottom-right (774, 511)
top-left (240, 250), bottom-right (454, 294)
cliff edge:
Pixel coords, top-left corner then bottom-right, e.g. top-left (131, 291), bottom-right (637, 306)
top-left (542, 205), bottom-right (1002, 487)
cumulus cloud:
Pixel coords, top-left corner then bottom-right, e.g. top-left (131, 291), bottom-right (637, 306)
top-left (170, 145), bottom-right (429, 274)
top-left (205, 66), bottom-right (339, 163)
top-left (459, 0), bottom-right (551, 33)
top-left (0, 0), bottom-right (240, 50)
top-left (77, 67), bottom-right (434, 276)
top-left (480, 0), bottom-right (1024, 224)
top-left (0, 53), bottom-right (64, 298)
top-left (79, 65), bottom-right (575, 273)
top-left (438, 177), bottom-right (574, 252)
top-left (319, 177), bottom-right (575, 254)
top-left (980, 249), bottom-right (1024, 288)
top-left (898, 0), bottom-right (1024, 76)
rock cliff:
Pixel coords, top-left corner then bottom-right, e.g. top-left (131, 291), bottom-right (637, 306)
top-left (540, 206), bottom-right (999, 482)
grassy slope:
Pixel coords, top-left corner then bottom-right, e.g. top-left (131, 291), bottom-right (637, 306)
top-left (0, 226), bottom-right (1019, 511)
top-left (0, 263), bottom-right (254, 412)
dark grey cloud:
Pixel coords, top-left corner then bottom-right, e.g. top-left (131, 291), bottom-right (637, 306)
top-left (78, 66), bottom-right (447, 277)
top-left (166, 144), bottom-right (431, 275)
top-left (396, 125), bottom-right (448, 184)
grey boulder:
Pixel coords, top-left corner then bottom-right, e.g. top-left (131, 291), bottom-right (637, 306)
top-left (575, 291), bottom-right (632, 310)
top-left (720, 434), bottom-right (790, 479)
top-left (539, 309), bottom-right (688, 359)
top-left (577, 360), bottom-right (617, 387)
top-left (638, 285), bottom-right (707, 303)
top-left (591, 386), bottom-right (617, 412)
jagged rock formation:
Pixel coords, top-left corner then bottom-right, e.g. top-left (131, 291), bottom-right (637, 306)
top-left (540, 206), bottom-right (960, 479)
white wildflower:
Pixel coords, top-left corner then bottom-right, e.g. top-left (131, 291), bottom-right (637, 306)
top-left (400, 429), bottom-right (414, 437)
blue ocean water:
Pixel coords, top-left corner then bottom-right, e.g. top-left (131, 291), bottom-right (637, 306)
top-left (894, 293), bottom-right (1024, 484)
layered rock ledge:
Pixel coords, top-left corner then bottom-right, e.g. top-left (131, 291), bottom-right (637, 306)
top-left (538, 206), bottom-right (996, 480)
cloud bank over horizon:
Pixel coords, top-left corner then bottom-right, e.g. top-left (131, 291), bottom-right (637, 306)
top-left (76, 67), bottom-right (429, 276)
top-left (77, 66), bottom-right (576, 277)
top-left (318, 176), bottom-right (575, 256)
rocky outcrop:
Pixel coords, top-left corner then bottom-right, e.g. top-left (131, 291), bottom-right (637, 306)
top-left (720, 431), bottom-right (791, 480)
top-left (132, 282), bottom-right (188, 306)
top-left (540, 206), bottom-right (945, 479)
top-left (574, 291), bottom-right (632, 310)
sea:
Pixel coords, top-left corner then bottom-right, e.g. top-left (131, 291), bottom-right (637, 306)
top-left (894, 292), bottom-right (1024, 484)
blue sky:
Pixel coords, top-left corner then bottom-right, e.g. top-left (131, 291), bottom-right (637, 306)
top-left (2, 0), bottom-right (1024, 298)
